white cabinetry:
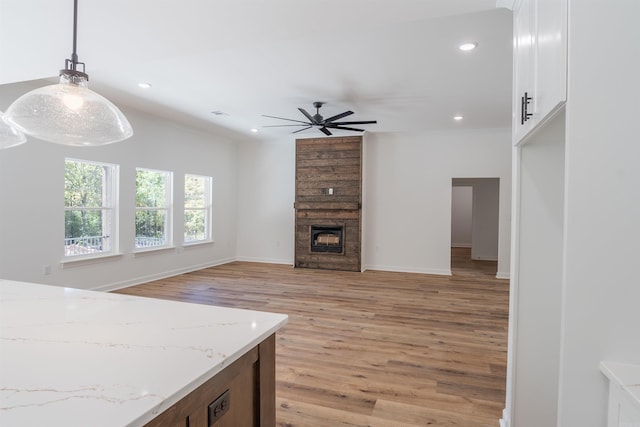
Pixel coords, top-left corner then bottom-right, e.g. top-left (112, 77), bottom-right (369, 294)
top-left (503, 3), bottom-right (568, 425)
top-left (512, 0), bottom-right (567, 144)
top-left (601, 362), bottom-right (640, 427)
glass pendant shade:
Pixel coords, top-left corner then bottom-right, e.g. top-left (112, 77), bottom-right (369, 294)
top-left (0, 111), bottom-right (27, 149)
top-left (5, 73), bottom-right (133, 146)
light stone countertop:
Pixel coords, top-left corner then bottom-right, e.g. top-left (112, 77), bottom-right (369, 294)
top-left (0, 279), bottom-right (288, 426)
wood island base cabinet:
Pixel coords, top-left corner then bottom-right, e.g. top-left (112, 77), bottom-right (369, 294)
top-left (144, 334), bottom-right (276, 427)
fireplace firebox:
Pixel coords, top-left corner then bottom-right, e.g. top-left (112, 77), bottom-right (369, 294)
top-left (310, 225), bottom-right (344, 254)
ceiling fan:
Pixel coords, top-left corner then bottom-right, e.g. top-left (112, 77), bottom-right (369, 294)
top-left (262, 102), bottom-right (377, 136)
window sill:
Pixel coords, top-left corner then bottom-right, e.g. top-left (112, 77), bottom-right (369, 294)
top-left (61, 253), bottom-right (125, 269)
top-left (183, 240), bottom-right (215, 248)
top-left (133, 246), bottom-right (177, 257)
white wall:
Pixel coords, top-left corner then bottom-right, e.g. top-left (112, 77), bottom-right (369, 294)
top-left (451, 178), bottom-right (500, 262)
top-left (510, 112), bottom-right (565, 427)
top-left (0, 80), bottom-right (240, 291)
top-left (235, 129), bottom-right (512, 277)
top-left (235, 138), bottom-right (295, 264)
top-left (362, 129), bottom-right (511, 276)
top-left (558, 1), bottom-right (640, 425)
top-left (471, 178), bottom-right (500, 261)
top-left (2, 81), bottom-right (512, 288)
top-left (451, 186), bottom-right (472, 247)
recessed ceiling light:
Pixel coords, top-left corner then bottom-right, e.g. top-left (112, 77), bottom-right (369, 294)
top-left (137, 82), bottom-right (152, 89)
top-left (453, 115), bottom-right (464, 121)
top-left (458, 42), bottom-right (478, 51)
top-left (250, 128), bottom-right (258, 133)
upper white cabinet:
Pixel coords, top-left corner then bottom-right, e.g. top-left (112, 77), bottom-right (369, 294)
top-left (512, 0), bottom-right (567, 144)
top-left (601, 362), bottom-right (640, 427)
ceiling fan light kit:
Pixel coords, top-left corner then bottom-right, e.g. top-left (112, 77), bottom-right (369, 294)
top-left (263, 101), bottom-right (377, 136)
top-left (4, 0), bottom-right (132, 147)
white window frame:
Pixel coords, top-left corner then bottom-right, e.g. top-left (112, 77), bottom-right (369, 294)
top-left (184, 174), bottom-right (213, 244)
top-left (135, 167), bottom-right (173, 251)
top-left (64, 158), bottom-right (118, 259)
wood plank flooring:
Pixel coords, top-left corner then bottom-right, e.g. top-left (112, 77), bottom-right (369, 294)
top-left (115, 248), bottom-right (508, 426)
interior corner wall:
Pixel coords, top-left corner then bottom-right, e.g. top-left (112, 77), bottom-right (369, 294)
top-left (234, 129), bottom-right (511, 276)
top-left (471, 178), bottom-right (500, 261)
top-left (1, 84), bottom-right (511, 288)
top-left (362, 129), bottom-right (511, 276)
top-left (235, 138), bottom-right (295, 264)
top-left (0, 80), bottom-right (240, 291)
top-left (451, 186), bottom-right (473, 247)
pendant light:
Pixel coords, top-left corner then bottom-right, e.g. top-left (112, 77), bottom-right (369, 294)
top-left (0, 111), bottom-right (27, 149)
top-left (4, 0), bottom-right (132, 146)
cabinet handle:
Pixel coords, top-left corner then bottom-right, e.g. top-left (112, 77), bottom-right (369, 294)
top-left (521, 92), bottom-right (533, 125)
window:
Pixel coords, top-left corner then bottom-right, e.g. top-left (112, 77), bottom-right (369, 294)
top-left (135, 168), bottom-right (172, 249)
top-left (64, 159), bottom-right (118, 258)
top-left (184, 174), bottom-right (212, 243)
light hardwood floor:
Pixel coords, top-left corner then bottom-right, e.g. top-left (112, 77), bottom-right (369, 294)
top-left (116, 248), bottom-right (508, 426)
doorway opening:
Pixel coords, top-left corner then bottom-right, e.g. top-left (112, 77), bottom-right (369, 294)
top-left (451, 178), bottom-right (499, 276)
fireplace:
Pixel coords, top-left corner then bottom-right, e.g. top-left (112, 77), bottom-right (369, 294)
top-left (294, 136), bottom-right (362, 271)
top-left (310, 225), bottom-right (343, 254)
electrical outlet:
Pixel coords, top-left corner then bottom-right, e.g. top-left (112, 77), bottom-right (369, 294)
top-left (208, 389), bottom-right (230, 424)
top-left (43, 265), bottom-right (51, 275)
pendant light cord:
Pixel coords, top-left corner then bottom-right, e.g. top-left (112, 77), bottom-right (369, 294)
top-left (63, 0), bottom-right (86, 78)
top-left (71, 0), bottom-right (78, 68)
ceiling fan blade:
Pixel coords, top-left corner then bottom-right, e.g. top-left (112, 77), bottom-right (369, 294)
top-left (298, 108), bottom-right (316, 123)
top-left (261, 114), bottom-right (310, 125)
top-left (292, 126), bottom-right (312, 134)
top-left (319, 127), bottom-right (332, 136)
top-left (323, 111), bottom-right (354, 123)
top-left (330, 120), bottom-right (377, 125)
top-left (325, 125), bottom-right (365, 132)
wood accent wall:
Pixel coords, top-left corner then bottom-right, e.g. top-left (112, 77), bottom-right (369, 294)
top-left (294, 136), bottom-right (362, 272)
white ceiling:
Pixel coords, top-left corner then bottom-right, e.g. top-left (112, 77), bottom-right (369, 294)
top-left (0, 0), bottom-right (513, 140)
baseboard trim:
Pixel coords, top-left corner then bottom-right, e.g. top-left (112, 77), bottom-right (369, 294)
top-left (365, 264), bottom-right (452, 276)
top-left (94, 257), bottom-right (236, 292)
top-left (496, 271), bottom-right (511, 280)
top-left (499, 408), bottom-right (510, 427)
top-left (234, 256), bottom-right (293, 265)
top-left (96, 258), bottom-right (489, 291)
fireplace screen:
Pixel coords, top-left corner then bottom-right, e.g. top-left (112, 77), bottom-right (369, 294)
top-left (310, 225), bottom-right (343, 253)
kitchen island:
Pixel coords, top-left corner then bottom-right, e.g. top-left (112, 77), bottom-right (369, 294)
top-left (0, 279), bottom-right (288, 426)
